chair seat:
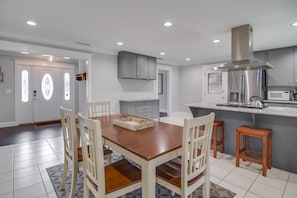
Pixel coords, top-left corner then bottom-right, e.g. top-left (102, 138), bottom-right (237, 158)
top-left (88, 159), bottom-right (141, 194)
top-left (156, 157), bottom-right (203, 188)
top-left (77, 147), bottom-right (113, 161)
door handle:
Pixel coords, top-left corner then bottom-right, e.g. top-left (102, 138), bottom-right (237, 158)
top-left (33, 90), bottom-right (37, 100)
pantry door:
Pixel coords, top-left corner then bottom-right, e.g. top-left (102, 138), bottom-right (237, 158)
top-left (18, 65), bottom-right (75, 123)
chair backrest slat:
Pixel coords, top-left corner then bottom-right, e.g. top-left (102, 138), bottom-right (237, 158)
top-left (78, 113), bottom-right (105, 196)
top-left (182, 112), bottom-right (215, 188)
top-left (87, 101), bottom-right (111, 118)
top-left (60, 106), bottom-right (78, 162)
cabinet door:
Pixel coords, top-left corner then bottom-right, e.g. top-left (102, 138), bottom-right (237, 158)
top-left (148, 57), bottom-right (157, 80)
top-left (267, 48), bottom-right (294, 86)
top-left (136, 55), bottom-right (149, 79)
top-left (119, 101), bottom-right (136, 115)
top-left (118, 52), bottom-right (137, 79)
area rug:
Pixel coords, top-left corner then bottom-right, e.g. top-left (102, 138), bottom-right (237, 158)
top-left (47, 163), bottom-right (235, 198)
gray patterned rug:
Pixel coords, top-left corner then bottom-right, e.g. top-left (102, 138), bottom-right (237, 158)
top-left (47, 161), bottom-right (235, 198)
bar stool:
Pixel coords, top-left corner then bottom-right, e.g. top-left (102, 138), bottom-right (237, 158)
top-left (211, 121), bottom-right (224, 158)
top-left (236, 125), bottom-right (272, 176)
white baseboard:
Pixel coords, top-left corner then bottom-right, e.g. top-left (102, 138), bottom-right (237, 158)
top-left (0, 121), bottom-right (18, 128)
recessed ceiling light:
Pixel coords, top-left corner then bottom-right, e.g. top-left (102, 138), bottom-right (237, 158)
top-left (64, 57), bottom-right (71, 59)
top-left (21, 52), bottom-right (29, 54)
top-left (117, 42), bottom-right (123, 46)
top-left (160, 52), bottom-right (165, 55)
top-left (164, 22), bottom-right (172, 27)
top-left (186, 58), bottom-right (190, 61)
top-left (26, 20), bottom-right (37, 26)
top-left (213, 39), bottom-right (220, 43)
top-left (291, 22), bottom-right (297, 26)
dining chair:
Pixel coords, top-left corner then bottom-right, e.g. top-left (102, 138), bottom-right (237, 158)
top-left (77, 113), bottom-right (142, 198)
top-left (86, 101), bottom-right (111, 118)
top-left (86, 101), bottom-right (113, 163)
top-left (60, 106), bottom-right (83, 198)
top-left (156, 112), bottom-right (215, 198)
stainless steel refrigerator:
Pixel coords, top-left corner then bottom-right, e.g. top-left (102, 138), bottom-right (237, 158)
top-left (228, 69), bottom-right (267, 103)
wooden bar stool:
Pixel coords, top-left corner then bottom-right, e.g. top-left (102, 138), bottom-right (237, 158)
top-left (211, 121), bottom-right (224, 158)
top-left (236, 125), bottom-right (272, 176)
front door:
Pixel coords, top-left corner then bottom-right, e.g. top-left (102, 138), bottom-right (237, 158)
top-left (17, 64), bottom-right (75, 124)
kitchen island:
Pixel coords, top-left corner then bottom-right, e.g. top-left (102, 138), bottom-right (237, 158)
top-left (186, 103), bottom-right (297, 174)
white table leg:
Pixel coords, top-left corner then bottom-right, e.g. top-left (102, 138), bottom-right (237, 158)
top-left (142, 162), bottom-right (155, 198)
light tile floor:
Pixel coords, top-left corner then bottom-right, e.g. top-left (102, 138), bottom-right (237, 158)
top-left (0, 112), bottom-right (296, 198)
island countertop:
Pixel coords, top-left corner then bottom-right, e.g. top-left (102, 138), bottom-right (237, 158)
top-left (186, 102), bottom-right (297, 174)
top-left (185, 103), bottom-right (297, 118)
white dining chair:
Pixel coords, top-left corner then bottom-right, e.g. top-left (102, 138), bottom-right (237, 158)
top-left (156, 112), bottom-right (215, 198)
top-left (86, 101), bottom-right (111, 118)
top-left (86, 101), bottom-right (113, 163)
top-left (60, 106), bottom-right (83, 198)
top-left (77, 113), bottom-right (142, 198)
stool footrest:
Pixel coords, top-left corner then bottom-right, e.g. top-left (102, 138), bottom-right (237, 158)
top-left (210, 140), bottom-right (224, 147)
top-left (240, 156), bottom-right (263, 166)
top-left (246, 150), bottom-right (262, 158)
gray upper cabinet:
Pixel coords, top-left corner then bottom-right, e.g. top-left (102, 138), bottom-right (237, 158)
top-left (118, 51), bottom-right (157, 80)
top-left (148, 57), bottom-right (157, 80)
top-left (118, 51), bottom-right (137, 78)
top-left (267, 48), bottom-right (295, 86)
top-left (137, 55), bottom-right (149, 79)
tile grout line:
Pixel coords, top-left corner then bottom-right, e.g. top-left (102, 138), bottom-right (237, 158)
top-left (242, 171), bottom-right (261, 198)
top-left (281, 173), bottom-right (291, 198)
top-left (40, 139), bottom-right (53, 198)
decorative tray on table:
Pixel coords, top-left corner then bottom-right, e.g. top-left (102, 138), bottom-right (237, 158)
top-left (112, 115), bottom-right (154, 131)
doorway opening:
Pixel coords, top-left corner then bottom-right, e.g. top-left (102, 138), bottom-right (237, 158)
top-left (158, 69), bottom-right (169, 117)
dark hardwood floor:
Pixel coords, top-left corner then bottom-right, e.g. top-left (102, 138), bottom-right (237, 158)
top-left (0, 123), bottom-right (62, 146)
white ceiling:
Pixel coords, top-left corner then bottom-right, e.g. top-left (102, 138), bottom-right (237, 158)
top-left (0, 0), bottom-right (297, 66)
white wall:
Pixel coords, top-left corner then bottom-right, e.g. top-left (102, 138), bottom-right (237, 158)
top-left (90, 53), bottom-right (157, 114)
top-left (0, 56), bottom-right (15, 123)
top-left (179, 65), bottom-right (204, 111)
top-left (170, 66), bottom-right (181, 112)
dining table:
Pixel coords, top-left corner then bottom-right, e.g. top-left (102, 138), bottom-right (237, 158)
top-left (96, 114), bottom-right (183, 198)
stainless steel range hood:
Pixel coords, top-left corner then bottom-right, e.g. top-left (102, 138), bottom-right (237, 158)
top-left (218, 24), bottom-right (273, 71)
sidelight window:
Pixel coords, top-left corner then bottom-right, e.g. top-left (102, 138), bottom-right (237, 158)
top-left (64, 72), bottom-right (70, 101)
top-left (21, 70), bottom-right (29, 102)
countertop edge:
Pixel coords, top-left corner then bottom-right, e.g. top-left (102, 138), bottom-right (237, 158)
top-left (185, 103), bottom-right (297, 118)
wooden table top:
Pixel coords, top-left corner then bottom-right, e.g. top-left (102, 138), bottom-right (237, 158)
top-left (96, 114), bottom-right (183, 161)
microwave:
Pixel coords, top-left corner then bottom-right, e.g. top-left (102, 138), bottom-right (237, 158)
top-left (267, 91), bottom-right (290, 101)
